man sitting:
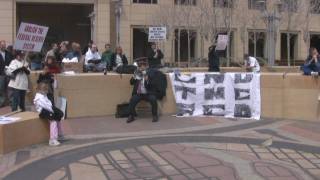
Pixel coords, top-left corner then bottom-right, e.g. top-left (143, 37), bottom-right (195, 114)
top-left (85, 44), bottom-right (103, 72)
top-left (127, 58), bottom-right (164, 123)
top-left (301, 47), bottom-right (320, 76)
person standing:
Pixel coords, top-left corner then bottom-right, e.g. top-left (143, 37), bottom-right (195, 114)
top-left (244, 54), bottom-right (260, 73)
top-left (6, 51), bottom-right (30, 112)
top-left (147, 43), bottom-right (164, 69)
top-left (0, 40), bottom-right (13, 107)
top-left (208, 45), bottom-right (220, 72)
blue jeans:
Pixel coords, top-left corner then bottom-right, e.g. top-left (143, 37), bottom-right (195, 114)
top-left (10, 88), bottom-right (26, 112)
top-left (301, 62), bottom-right (320, 75)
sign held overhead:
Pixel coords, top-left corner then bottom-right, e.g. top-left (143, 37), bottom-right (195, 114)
top-left (148, 27), bottom-right (166, 42)
top-left (14, 22), bottom-right (49, 52)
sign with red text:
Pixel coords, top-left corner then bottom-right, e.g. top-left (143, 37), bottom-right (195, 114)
top-left (14, 22), bottom-right (49, 52)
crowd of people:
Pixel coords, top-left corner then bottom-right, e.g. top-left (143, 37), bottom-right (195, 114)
top-left (2, 37), bottom-right (320, 146)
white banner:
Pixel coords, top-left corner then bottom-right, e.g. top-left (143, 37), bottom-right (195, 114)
top-left (14, 22), bottom-right (49, 52)
top-left (169, 73), bottom-right (261, 120)
top-left (148, 27), bottom-right (166, 42)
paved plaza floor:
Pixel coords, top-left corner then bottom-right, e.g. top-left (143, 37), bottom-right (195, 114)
top-left (1, 113), bottom-right (320, 180)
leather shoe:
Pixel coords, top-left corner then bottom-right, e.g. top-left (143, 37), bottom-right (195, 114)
top-left (127, 115), bottom-right (135, 123)
top-left (152, 115), bottom-right (159, 122)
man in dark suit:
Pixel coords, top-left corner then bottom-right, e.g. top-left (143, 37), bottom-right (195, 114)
top-left (147, 43), bottom-right (164, 69)
top-left (0, 40), bottom-right (13, 107)
top-left (127, 58), bottom-right (159, 123)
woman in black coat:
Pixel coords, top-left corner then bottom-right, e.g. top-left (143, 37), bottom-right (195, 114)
top-left (109, 46), bottom-right (128, 72)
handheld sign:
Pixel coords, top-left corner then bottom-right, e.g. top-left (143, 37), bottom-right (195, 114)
top-left (14, 22), bottom-right (49, 52)
top-left (148, 27), bottom-right (166, 42)
top-left (215, 35), bottom-right (228, 51)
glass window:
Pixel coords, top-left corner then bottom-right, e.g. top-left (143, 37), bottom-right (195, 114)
top-left (133, 0), bottom-right (158, 4)
top-left (213, 0), bottom-right (233, 8)
top-left (248, 0), bottom-right (266, 10)
top-left (175, 0), bottom-right (196, 6)
top-left (280, 0), bottom-right (298, 12)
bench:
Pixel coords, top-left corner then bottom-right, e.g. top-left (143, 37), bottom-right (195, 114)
top-left (0, 112), bottom-right (49, 154)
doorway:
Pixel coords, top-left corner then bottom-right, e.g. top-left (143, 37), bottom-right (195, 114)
top-left (16, 3), bottom-right (93, 51)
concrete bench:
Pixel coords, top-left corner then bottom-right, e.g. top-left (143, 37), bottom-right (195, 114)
top-left (0, 112), bottom-right (49, 154)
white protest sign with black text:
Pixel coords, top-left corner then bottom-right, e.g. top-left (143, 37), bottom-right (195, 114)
top-left (14, 22), bottom-right (49, 52)
top-left (148, 27), bottom-right (166, 42)
top-left (215, 35), bottom-right (228, 51)
top-left (170, 73), bottom-right (261, 120)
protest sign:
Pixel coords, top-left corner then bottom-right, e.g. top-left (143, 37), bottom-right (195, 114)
top-left (148, 27), bottom-right (166, 42)
top-left (14, 22), bottom-right (49, 52)
top-left (215, 35), bottom-right (228, 51)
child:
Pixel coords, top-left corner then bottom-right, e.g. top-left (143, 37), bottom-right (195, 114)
top-left (37, 64), bottom-right (55, 104)
top-left (34, 82), bottom-right (64, 146)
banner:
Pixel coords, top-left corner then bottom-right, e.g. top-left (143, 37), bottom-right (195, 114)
top-left (169, 73), bottom-right (261, 120)
top-left (14, 22), bottom-right (49, 52)
top-left (148, 27), bottom-right (166, 42)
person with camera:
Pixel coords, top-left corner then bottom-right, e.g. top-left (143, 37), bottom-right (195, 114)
top-left (147, 43), bottom-right (164, 69)
top-left (6, 51), bottom-right (30, 112)
top-left (301, 47), bottom-right (320, 76)
top-left (127, 58), bottom-right (159, 123)
top-left (243, 54), bottom-right (260, 73)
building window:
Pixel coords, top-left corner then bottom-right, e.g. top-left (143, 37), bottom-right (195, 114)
top-left (280, 0), bottom-right (298, 12)
top-left (248, 0), bottom-right (266, 10)
top-left (280, 33), bottom-right (298, 66)
top-left (213, 0), bottom-right (233, 8)
top-left (311, 0), bottom-right (320, 14)
top-left (248, 31), bottom-right (266, 58)
top-left (174, 29), bottom-right (197, 62)
top-left (133, 0), bottom-right (158, 4)
top-left (175, 0), bottom-right (196, 5)
top-left (133, 28), bottom-right (151, 60)
top-left (310, 34), bottom-right (320, 53)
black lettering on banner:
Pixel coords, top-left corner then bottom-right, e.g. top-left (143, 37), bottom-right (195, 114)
top-left (234, 88), bottom-right (250, 100)
top-left (176, 103), bottom-right (195, 116)
top-left (203, 105), bottom-right (225, 116)
top-left (174, 86), bottom-right (196, 100)
top-left (204, 87), bottom-right (225, 100)
top-left (234, 104), bottom-right (252, 118)
top-left (174, 74), bottom-right (196, 83)
top-left (234, 74), bottom-right (253, 84)
top-left (204, 74), bottom-right (225, 84)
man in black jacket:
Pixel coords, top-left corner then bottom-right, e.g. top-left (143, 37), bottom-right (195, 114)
top-left (127, 58), bottom-right (159, 123)
top-left (0, 40), bottom-right (13, 107)
top-left (208, 45), bottom-right (220, 72)
top-left (147, 43), bottom-right (164, 69)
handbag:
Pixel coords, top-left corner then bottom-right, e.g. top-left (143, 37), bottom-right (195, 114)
top-left (116, 103), bottom-right (130, 118)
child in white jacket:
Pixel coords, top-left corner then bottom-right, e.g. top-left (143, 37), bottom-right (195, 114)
top-left (34, 82), bottom-right (64, 146)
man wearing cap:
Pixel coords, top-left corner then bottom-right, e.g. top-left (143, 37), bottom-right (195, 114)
top-left (127, 58), bottom-right (159, 123)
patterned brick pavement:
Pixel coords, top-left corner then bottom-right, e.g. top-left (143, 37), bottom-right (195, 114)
top-left (1, 116), bottom-right (320, 180)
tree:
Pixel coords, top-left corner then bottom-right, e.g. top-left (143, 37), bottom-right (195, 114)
top-left (302, 0), bottom-right (320, 56)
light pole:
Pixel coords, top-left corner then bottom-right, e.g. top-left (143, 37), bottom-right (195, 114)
top-left (113, 0), bottom-right (122, 47)
top-left (258, 1), bottom-right (282, 66)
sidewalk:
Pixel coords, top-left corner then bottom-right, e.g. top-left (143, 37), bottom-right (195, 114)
top-left (1, 115), bottom-right (320, 180)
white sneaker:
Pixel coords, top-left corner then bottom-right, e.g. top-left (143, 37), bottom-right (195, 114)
top-left (49, 139), bottom-right (60, 146)
top-left (311, 71), bottom-right (318, 76)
